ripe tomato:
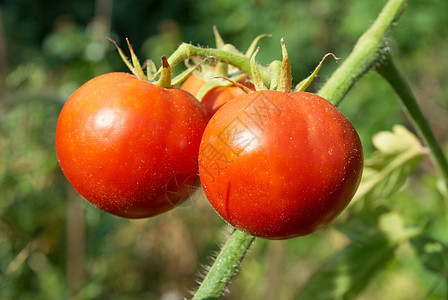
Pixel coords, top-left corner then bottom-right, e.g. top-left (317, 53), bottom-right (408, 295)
top-left (180, 73), bottom-right (206, 97)
top-left (181, 73), bottom-right (254, 117)
top-left (198, 90), bottom-right (363, 239)
top-left (56, 72), bottom-right (209, 218)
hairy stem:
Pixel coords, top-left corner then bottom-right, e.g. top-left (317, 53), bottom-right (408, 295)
top-left (318, 0), bottom-right (409, 105)
top-left (376, 53), bottom-right (448, 190)
top-left (165, 43), bottom-right (271, 86)
top-left (191, 0), bottom-right (411, 298)
top-left (192, 229), bottom-right (255, 300)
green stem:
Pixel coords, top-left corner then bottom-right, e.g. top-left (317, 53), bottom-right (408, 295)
top-left (190, 0), bottom-right (412, 299)
top-left (164, 43), bottom-right (271, 87)
top-left (318, 0), bottom-right (409, 105)
top-left (376, 53), bottom-right (448, 190)
top-left (192, 229), bottom-right (255, 300)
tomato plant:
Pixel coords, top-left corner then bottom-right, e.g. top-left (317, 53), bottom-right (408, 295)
top-left (181, 72), bottom-right (254, 117)
top-left (55, 72), bottom-right (209, 218)
top-left (198, 90), bottom-right (363, 239)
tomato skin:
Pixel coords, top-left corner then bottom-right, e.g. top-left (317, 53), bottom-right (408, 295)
top-left (198, 90), bottom-right (363, 239)
top-left (180, 74), bottom-right (206, 97)
top-left (201, 86), bottom-right (248, 116)
top-left (56, 72), bottom-right (209, 218)
top-left (181, 74), bottom-right (254, 117)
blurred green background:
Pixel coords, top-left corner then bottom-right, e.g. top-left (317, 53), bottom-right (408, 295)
top-left (1, 0), bottom-right (447, 299)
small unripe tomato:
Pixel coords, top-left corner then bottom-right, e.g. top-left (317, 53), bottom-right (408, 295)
top-left (181, 73), bottom-right (254, 117)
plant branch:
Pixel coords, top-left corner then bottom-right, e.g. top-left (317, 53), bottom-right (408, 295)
top-left (318, 0), bottom-right (409, 105)
top-left (190, 0), bottom-right (411, 298)
top-left (164, 43), bottom-right (271, 87)
top-left (192, 229), bottom-right (255, 300)
top-left (376, 53), bottom-right (448, 190)
top-left (188, 0), bottom-right (408, 299)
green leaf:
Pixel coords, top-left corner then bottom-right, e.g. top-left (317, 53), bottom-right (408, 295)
top-left (339, 205), bottom-right (419, 244)
top-left (337, 205), bottom-right (389, 244)
top-left (411, 234), bottom-right (448, 274)
top-left (352, 125), bottom-right (427, 203)
top-left (372, 124), bottom-right (423, 154)
top-left (377, 212), bottom-right (420, 243)
top-left (297, 232), bottom-right (397, 300)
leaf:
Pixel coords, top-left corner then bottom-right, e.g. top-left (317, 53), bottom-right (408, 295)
top-left (338, 205), bottom-right (420, 244)
top-left (377, 211), bottom-right (420, 243)
top-left (411, 234), bottom-right (448, 274)
top-left (297, 232), bottom-right (397, 300)
top-left (372, 124), bottom-right (423, 154)
top-left (352, 125), bottom-right (427, 203)
top-left (337, 205), bottom-right (389, 244)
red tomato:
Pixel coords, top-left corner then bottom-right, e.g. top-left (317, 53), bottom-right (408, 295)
top-left (56, 72), bottom-right (209, 218)
top-left (181, 74), bottom-right (254, 116)
top-left (198, 90), bottom-right (363, 239)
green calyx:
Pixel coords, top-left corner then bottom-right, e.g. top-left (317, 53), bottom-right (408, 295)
top-left (183, 27), bottom-right (272, 96)
top-left (108, 37), bottom-right (147, 81)
top-left (250, 38), bottom-right (291, 92)
top-left (156, 57), bottom-right (172, 87)
top-left (109, 37), bottom-right (209, 88)
top-left (108, 29), bottom-right (337, 93)
top-left (294, 53), bottom-right (339, 92)
top-left (250, 38), bottom-right (339, 93)
top-left (277, 38), bottom-right (292, 93)
top-left (250, 47), bottom-right (267, 91)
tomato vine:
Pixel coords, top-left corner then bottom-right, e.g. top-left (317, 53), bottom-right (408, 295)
top-left (188, 0), bottom-right (448, 298)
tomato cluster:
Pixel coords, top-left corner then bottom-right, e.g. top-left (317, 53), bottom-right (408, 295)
top-left (56, 44), bottom-right (363, 239)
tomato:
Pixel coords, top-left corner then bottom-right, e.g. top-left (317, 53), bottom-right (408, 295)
top-left (181, 73), bottom-right (254, 117)
top-left (198, 90), bottom-right (363, 239)
top-left (56, 72), bottom-right (209, 218)
top-left (180, 73), bottom-right (206, 97)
